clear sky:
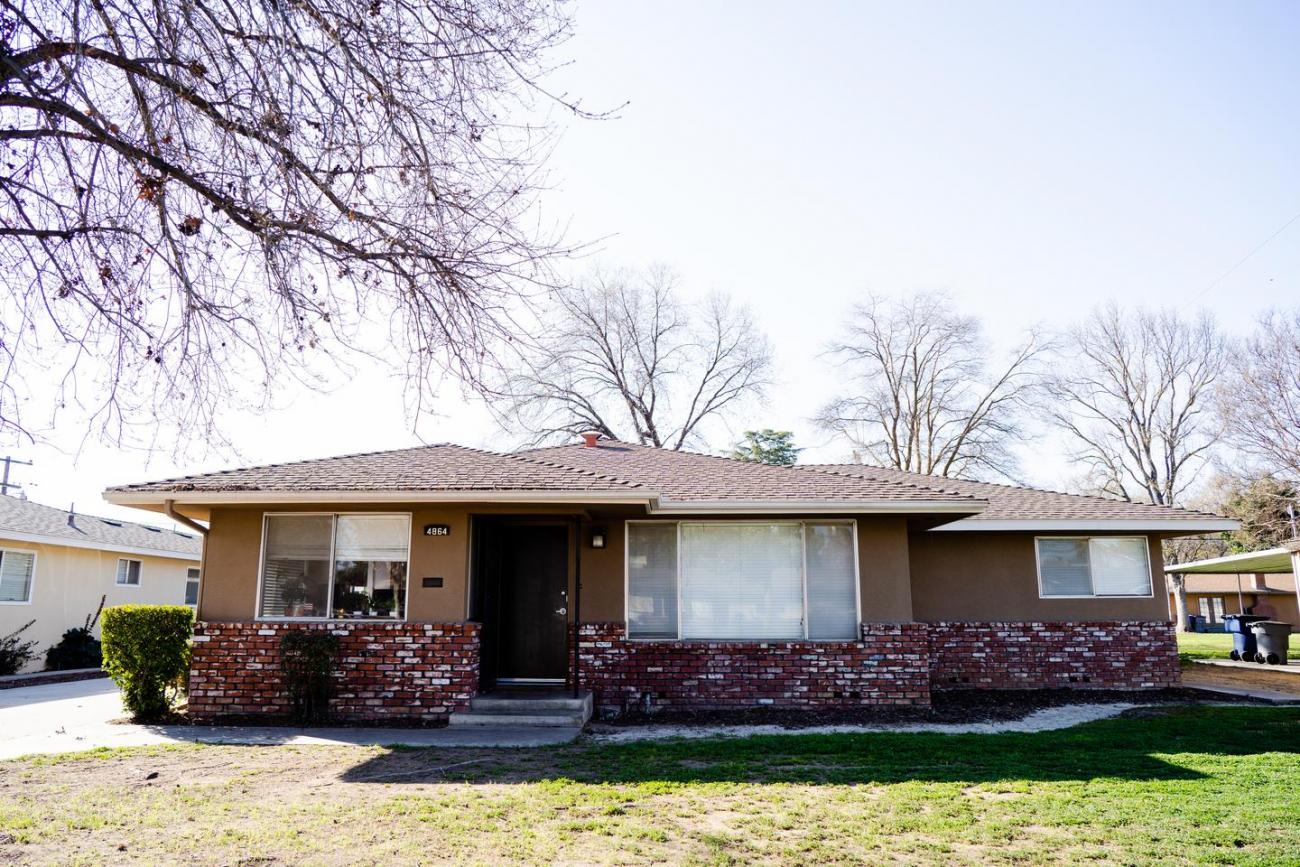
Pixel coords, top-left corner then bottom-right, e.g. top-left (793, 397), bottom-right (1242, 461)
top-left (6, 0), bottom-right (1300, 527)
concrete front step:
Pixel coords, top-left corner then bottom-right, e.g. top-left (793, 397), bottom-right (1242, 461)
top-left (449, 691), bottom-right (593, 728)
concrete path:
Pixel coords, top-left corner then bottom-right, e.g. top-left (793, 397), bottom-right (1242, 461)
top-left (0, 679), bottom-right (579, 760)
top-left (1192, 658), bottom-right (1300, 676)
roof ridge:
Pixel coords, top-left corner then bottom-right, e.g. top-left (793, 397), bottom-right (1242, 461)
top-left (449, 443), bottom-right (647, 490)
top-left (800, 463), bottom-right (1223, 518)
top-left (516, 440), bottom-right (981, 503)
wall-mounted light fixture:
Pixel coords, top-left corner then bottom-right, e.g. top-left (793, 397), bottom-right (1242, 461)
top-left (590, 527), bottom-right (608, 549)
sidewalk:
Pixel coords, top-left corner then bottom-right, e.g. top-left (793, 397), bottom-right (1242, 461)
top-left (0, 679), bottom-right (579, 760)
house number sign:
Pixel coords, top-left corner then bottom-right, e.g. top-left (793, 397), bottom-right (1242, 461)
top-left (423, 524), bottom-right (451, 537)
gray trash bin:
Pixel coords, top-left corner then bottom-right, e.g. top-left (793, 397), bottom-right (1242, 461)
top-left (1250, 621), bottom-right (1292, 665)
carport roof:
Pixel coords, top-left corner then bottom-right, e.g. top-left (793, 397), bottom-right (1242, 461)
top-left (1165, 542), bottom-right (1300, 575)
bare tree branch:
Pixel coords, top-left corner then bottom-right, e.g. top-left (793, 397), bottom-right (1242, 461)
top-left (816, 291), bottom-right (1048, 481)
top-left (1218, 308), bottom-right (1300, 481)
top-left (494, 266), bottom-right (772, 449)
top-left (0, 0), bottom-right (599, 453)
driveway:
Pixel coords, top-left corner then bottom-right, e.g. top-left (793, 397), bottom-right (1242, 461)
top-left (0, 679), bottom-right (579, 760)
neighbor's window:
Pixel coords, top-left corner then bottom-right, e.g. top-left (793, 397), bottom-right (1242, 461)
top-left (116, 558), bottom-right (142, 586)
top-left (259, 514), bottom-right (409, 620)
top-left (1036, 537), bottom-right (1151, 597)
top-left (0, 549), bottom-right (36, 603)
top-left (627, 522), bottom-right (859, 640)
top-left (184, 568), bottom-right (200, 606)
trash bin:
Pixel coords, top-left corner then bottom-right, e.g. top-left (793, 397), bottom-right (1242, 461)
top-left (1223, 614), bottom-right (1270, 661)
top-left (1250, 621), bottom-right (1292, 665)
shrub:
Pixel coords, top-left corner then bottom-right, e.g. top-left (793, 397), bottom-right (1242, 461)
top-left (280, 630), bottom-right (339, 724)
top-left (45, 595), bottom-right (106, 671)
top-left (0, 619), bottom-right (38, 676)
top-left (100, 605), bottom-right (193, 720)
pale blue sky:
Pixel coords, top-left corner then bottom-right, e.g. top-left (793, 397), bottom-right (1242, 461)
top-left (12, 0), bottom-right (1300, 525)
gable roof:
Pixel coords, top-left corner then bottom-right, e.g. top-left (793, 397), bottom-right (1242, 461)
top-left (0, 495), bottom-right (202, 560)
top-left (802, 464), bottom-right (1236, 531)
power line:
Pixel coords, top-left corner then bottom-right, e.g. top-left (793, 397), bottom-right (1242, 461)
top-left (1191, 206), bottom-right (1300, 304)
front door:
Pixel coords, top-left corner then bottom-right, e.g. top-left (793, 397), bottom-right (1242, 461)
top-left (483, 522), bottom-right (569, 682)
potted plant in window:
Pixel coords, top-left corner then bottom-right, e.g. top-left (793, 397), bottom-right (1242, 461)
top-left (334, 589), bottom-right (370, 618)
top-left (371, 595), bottom-right (394, 618)
top-left (282, 577), bottom-right (310, 617)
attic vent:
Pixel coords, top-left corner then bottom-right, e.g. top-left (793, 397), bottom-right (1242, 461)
top-left (142, 526), bottom-right (161, 533)
top-left (100, 519), bottom-right (123, 527)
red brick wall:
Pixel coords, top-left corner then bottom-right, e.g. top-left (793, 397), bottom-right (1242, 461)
top-left (927, 621), bottom-right (1180, 690)
top-left (188, 621), bottom-right (480, 722)
top-left (576, 622), bottom-right (932, 710)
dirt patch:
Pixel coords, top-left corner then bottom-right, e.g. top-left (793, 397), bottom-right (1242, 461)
top-left (596, 687), bottom-right (1250, 729)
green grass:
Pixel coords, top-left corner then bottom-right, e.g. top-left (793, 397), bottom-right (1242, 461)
top-left (1, 706), bottom-right (1298, 865)
top-left (1178, 630), bottom-right (1299, 663)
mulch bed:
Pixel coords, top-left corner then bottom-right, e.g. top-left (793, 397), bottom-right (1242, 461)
top-left (596, 687), bottom-right (1257, 728)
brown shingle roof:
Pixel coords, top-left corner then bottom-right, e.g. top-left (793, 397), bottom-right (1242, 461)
top-left (516, 442), bottom-right (976, 506)
top-left (109, 444), bottom-right (644, 494)
top-left (802, 464), bottom-right (1230, 524)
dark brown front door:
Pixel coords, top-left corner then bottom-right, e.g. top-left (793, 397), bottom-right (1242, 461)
top-left (482, 522), bottom-right (569, 682)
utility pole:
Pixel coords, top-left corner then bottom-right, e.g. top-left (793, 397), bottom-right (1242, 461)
top-left (0, 456), bottom-right (32, 497)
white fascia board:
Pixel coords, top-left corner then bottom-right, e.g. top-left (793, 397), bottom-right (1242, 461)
top-left (930, 518), bottom-right (1240, 532)
top-left (0, 530), bottom-right (202, 561)
top-left (103, 489), bottom-right (656, 507)
top-left (649, 499), bottom-right (986, 515)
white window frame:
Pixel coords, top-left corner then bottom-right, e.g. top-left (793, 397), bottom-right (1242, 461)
top-left (624, 519), bottom-right (862, 641)
top-left (184, 567), bottom-right (201, 607)
top-left (116, 557), bottom-right (143, 588)
top-left (0, 547), bottom-right (38, 605)
top-left (255, 511), bottom-right (413, 622)
top-left (1034, 535), bottom-right (1154, 599)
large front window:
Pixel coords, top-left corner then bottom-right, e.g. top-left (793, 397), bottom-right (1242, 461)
top-left (627, 521), bottom-right (859, 640)
top-left (259, 513), bottom-right (410, 619)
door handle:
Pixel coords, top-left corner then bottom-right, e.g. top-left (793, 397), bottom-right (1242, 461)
top-left (555, 607), bottom-right (567, 616)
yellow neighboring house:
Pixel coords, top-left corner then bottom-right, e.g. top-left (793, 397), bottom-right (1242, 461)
top-left (0, 495), bottom-right (202, 673)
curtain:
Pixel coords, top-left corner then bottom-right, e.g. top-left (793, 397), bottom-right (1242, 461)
top-left (1089, 538), bottom-right (1151, 596)
top-left (1037, 538), bottom-right (1092, 596)
top-left (0, 550), bottom-right (34, 602)
top-left (627, 523), bottom-right (678, 639)
top-left (680, 523), bottom-right (803, 639)
top-left (805, 524), bottom-right (858, 639)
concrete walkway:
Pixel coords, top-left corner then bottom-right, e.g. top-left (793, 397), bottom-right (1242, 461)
top-left (1192, 658), bottom-right (1300, 676)
top-left (0, 679), bottom-right (580, 760)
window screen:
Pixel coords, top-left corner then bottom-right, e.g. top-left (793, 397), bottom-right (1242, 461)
top-left (0, 550), bottom-right (35, 602)
top-left (627, 522), bottom-right (678, 639)
top-left (804, 523), bottom-right (858, 639)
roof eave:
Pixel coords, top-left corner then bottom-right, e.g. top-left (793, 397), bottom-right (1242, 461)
top-left (103, 489), bottom-right (657, 507)
top-left (648, 499), bottom-right (986, 516)
top-left (932, 518), bottom-right (1240, 532)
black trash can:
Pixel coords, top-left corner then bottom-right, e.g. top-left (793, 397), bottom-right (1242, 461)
top-left (1251, 621), bottom-right (1292, 665)
top-left (1224, 614), bottom-right (1270, 661)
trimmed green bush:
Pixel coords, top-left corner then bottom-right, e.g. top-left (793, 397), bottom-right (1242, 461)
top-left (100, 605), bottom-right (194, 720)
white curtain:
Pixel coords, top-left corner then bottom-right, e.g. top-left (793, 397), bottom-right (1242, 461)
top-left (680, 523), bottom-right (803, 639)
top-left (1089, 538), bottom-right (1151, 596)
top-left (628, 523), bottom-right (678, 639)
top-left (0, 550), bottom-right (34, 602)
top-left (334, 515), bottom-right (409, 562)
top-left (805, 524), bottom-right (858, 639)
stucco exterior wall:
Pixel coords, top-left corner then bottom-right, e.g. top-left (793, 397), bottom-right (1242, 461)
top-left (0, 537), bottom-right (196, 672)
top-left (908, 531), bottom-right (1170, 623)
top-left (198, 507), bottom-right (917, 625)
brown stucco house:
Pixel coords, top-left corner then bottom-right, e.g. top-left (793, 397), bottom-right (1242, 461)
top-left (103, 436), bottom-right (1235, 722)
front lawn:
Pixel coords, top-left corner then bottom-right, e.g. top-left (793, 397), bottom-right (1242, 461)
top-left (1178, 630), bottom-right (1300, 663)
top-left (1, 705), bottom-right (1298, 865)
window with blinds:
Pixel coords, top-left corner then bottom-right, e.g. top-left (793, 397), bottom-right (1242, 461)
top-left (259, 513), bottom-right (410, 620)
top-left (1036, 537), bottom-right (1152, 597)
top-left (0, 549), bottom-right (36, 603)
top-left (627, 521), bottom-right (859, 640)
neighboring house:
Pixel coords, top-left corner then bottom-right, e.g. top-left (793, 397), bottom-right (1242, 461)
top-left (104, 436), bottom-right (1234, 722)
top-left (1166, 543), bottom-right (1300, 632)
top-left (0, 496), bottom-right (203, 672)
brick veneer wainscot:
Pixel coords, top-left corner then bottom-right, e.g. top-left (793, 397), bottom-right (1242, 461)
top-left (927, 621), bottom-right (1180, 690)
top-left (576, 622), bottom-right (932, 711)
top-left (188, 621), bottom-right (480, 722)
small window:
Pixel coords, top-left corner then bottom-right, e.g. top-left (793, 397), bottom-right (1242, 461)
top-left (116, 558), bottom-right (142, 587)
top-left (0, 549), bottom-right (36, 603)
top-left (1036, 537), bottom-right (1151, 598)
top-left (185, 568), bottom-right (200, 606)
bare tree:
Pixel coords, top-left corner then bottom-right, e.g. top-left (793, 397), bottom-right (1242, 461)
top-left (1218, 309), bottom-right (1300, 480)
top-left (1051, 305), bottom-right (1225, 506)
top-left (0, 0), bottom-right (594, 450)
top-left (497, 267), bottom-right (772, 450)
top-left (816, 292), bottom-right (1048, 480)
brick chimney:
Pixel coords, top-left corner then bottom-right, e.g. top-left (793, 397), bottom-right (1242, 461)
top-left (579, 431), bottom-right (601, 448)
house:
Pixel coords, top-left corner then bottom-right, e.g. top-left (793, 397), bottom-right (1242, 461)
top-left (1, 496), bottom-right (203, 673)
top-left (1166, 543), bottom-right (1300, 632)
top-left (103, 436), bottom-right (1234, 722)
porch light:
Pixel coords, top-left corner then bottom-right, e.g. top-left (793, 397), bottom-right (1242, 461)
top-left (590, 527), bottom-right (607, 549)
